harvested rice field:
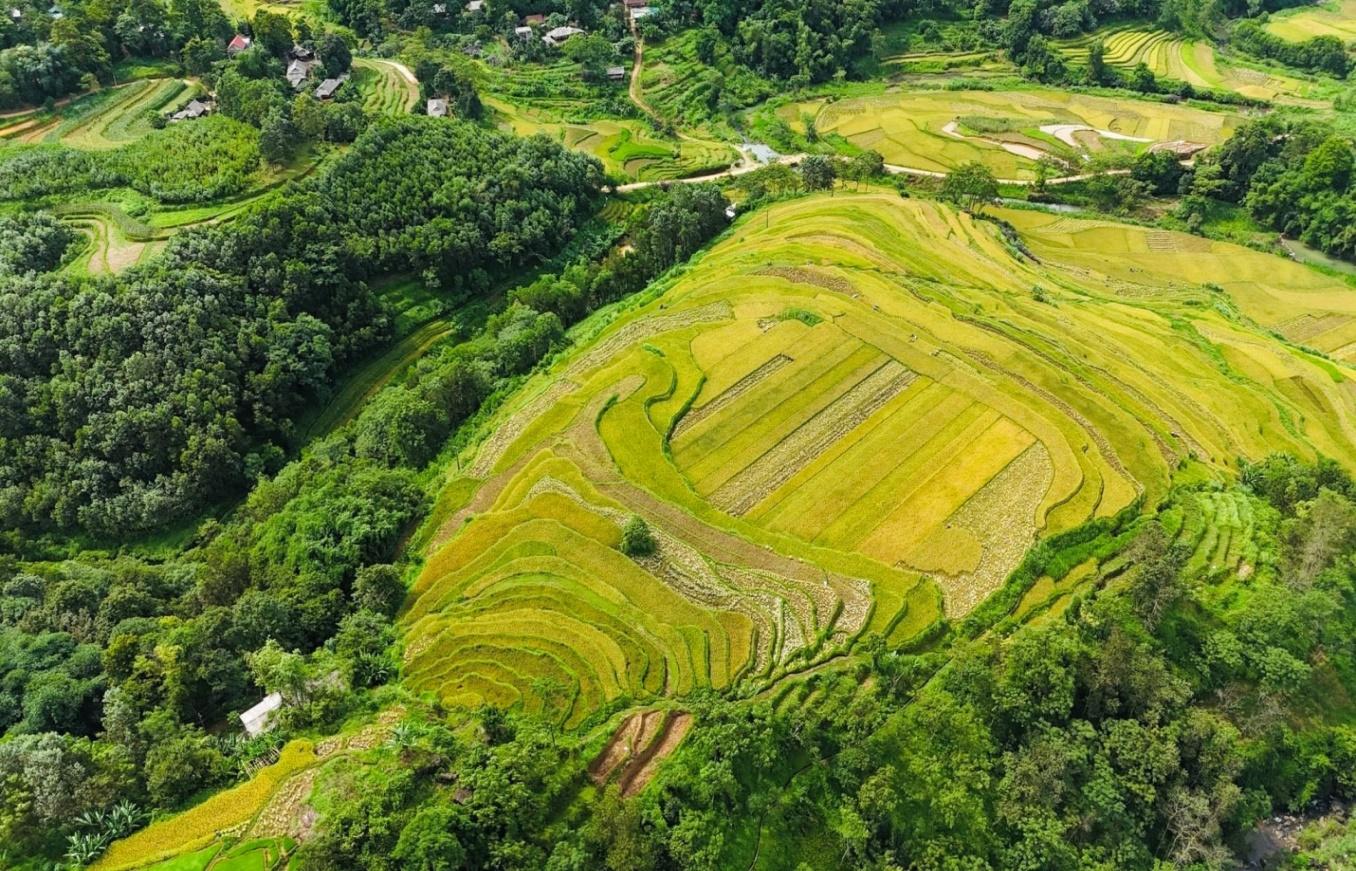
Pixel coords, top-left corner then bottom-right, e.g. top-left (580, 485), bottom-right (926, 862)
top-left (777, 86), bottom-right (1243, 180)
top-left (403, 192), bottom-right (1356, 728)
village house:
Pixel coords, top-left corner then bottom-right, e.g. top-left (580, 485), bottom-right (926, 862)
top-left (514, 24), bottom-right (532, 38)
top-left (314, 74), bottom-right (348, 99)
top-left (289, 43), bottom-right (314, 61)
top-left (170, 98), bottom-right (211, 123)
top-left (543, 25), bottom-right (584, 47)
top-left (523, 12), bottom-right (545, 24)
top-left (427, 97), bottom-right (449, 117)
top-left (464, 0), bottom-right (484, 11)
top-left (227, 33), bottom-right (251, 55)
top-left (606, 65), bottom-right (626, 81)
top-left (286, 58), bottom-right (317, 90)
top-left (239, 692), bottom-right (283, 737)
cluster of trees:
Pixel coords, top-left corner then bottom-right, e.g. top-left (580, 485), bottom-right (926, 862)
top-left (1182, 117), bottom-right (1356, 260)
top-left (414, 55), bottom-right (482, 118)
top-left (650, 0), bottom-right (883, 85)
top-left (0, 115), bottom-right (262, 202)
top-left (0, 117), bottom-right (602, 538)
top-left (0, 210), bottom-right (74, 275)
top-left (0, 0), bottom-right (231, 108)
top-left (1232, 20), bottom-right (1350, 76)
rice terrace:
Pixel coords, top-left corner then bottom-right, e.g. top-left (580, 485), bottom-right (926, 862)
top-left (6, 0), bottom-right (1356, 864)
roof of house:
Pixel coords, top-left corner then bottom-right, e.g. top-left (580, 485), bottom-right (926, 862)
top-left (9, 7), bottom-right (21, 18)
top-left (240, 692), bottom-right (283, 736)
top-left (227, 34), bottom-right (252, 52)
top-left (286, 59), bottom-right (315, 88)
top-left (290, 44), bottom-right (314, 60)
top-left (543, 25), bottom-right (583, 45)
top-left (623, 0), bottom-right (647, 6)
top-left (629, 5), bottom-right (652, 16)
top-left (170, 99), bottom-right (211, 122)
top-left (464, 0), bottom-right (484, 9)
top-left (606, 65), bottom-right (626, 78)
top-left (523, 12), bottom-right (545, 23)
top-left (315, 77), bottom-right (343, 98)
top-left (514, 25), bottom-right (532, 35)
top-left (432, 2), bottom-right (446, 12)
top-left (427, 98), bottom-right (449, 117)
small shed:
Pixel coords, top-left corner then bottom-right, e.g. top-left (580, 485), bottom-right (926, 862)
top-left (523, 12), bottom-right (545, 24)
top-left (240, 692), bottom-right (283, 736)
top-left (227, 33), bottom-right (252, 54)
top-left (606, 65), bottom-right (625, 81)
top-left (543, 25), bottom-right (583, 47)
top-left (290, 44), bottom-right (314, 61)
top-left (427, 97), bottom-right (449, 117)
top-left (465, 0), bottom-right (484, 10)
top-left (514, 24), bottom-right (532, 38)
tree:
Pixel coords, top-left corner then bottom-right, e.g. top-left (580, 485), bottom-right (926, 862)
top-left (353, 564), bottom-right (405, 617)
top-left (801, 154), bottom-right (836, 191)
top-left (564, 33), bottom-right (615, 82)
top-left (1127, 523), bottom-right (1186, 630)
top-left (393, 803), bottom-right (468, 869)
top-left (353, 387), bottom-right (444, 468)
top-left (259, 109), bottom-right (298, 163)
top-left (940, 162), bottom-right (998, 214)
top-left (251, 9), bottom-right (293, 58)
top-left (620, 515), bottom-right (656, 557)
top-left (316, 32), bottom-right (351, 77)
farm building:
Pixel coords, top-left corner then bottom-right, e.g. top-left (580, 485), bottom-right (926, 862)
top-left (427, 98), bottom-right (449, 117)
top-left (607, 65), bottom-right (626, 81)
top-left (514, 24), bottom-right (532, 38)
top-left (170, 99), bottom-right (211, 122)
top-left (286, 59), bottom-right (317, 89)
top-left (227, 33), bottom-right (251, 54)
top-left (240, 692), bottom-right (283, 736)
top-left (544, 25), bottom-right (584, 46)
top-left (315, 75), bottom-right (347, 99)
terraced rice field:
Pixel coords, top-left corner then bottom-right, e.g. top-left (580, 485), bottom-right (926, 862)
top-left (1058, 27), bottom-right (1320, 103)
top-left (486, 97), bottom-right (736, 181)
top-left (0, 78), bottom-right (196, 148)
top-left (352, 58), bottom-right (419, 115)
top-left (1165, 488), bottom-right (1270, 579)
top-left (778, 86), bottom-right (1241, 180)
top-left (58, 208), bottom-right (166, 275)
top-left (1265, 0), bottom-right (1356, 42)
top-left (403, 192), bottom-right (1356, 728)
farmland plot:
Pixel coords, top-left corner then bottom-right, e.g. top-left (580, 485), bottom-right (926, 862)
top-left (403, 193), bottom-right (1356, 728)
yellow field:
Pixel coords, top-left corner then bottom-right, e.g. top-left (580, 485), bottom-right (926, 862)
top-left (1265, 0), bottom-right (1356, 41)
top-left (1058, 27), bottom-right (1322, 103)
top-left (778, 87), bottom-right (1242, 180)
top-left (403, 193), bottom-right (1356, 727)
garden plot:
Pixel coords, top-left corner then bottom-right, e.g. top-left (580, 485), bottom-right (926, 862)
top-left (781, 87), bottom-right (1241, 180)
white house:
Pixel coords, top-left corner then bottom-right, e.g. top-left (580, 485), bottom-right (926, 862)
top-left (240, 692), bottom-right (283, 737)
top-left (543, 25), bottom-right (584, 47)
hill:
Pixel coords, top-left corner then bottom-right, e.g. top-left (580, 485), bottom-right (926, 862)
top-left (402, 192), bottom-right (1356, 728)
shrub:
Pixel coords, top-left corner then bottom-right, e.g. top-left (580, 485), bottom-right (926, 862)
top-left (620, 515), bottom-right (656, 557)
